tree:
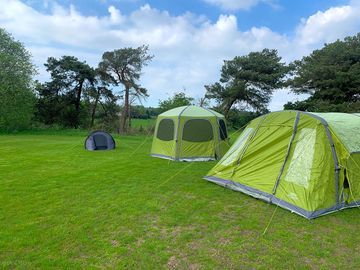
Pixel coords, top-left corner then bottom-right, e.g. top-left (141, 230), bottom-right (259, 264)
top-left (84, 83), bottom-right (120, 131)
top-left (84, 83), bottom-right (119, 128)
top-left (0, 28), bottom-right (36, 131)
top-left (284, 98), bottom-right (360, 113)
top-left (205, 49), bottom-right (288, 117)
top-left (99, 45), bottom-right (153, 133)
top-left (36, 56), bottom-right (96, 128)
top-left (197, 96), bottom-right (209, 108)
top-left (286, 33), bottom-right (360, 112)
top-left (158, 92), bottom-right (194, 113)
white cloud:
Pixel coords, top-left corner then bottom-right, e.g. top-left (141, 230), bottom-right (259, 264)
top-left (295, 5), bottom-right (360, 46)
top-left (108, 5), bottom-right (125, 24)
top-left (0, 0), bottom-right (360, 110)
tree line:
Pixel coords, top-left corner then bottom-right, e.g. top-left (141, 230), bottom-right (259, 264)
top-left (1, 27), bottom-right (359, 133)
top-left (35, 45), bottom-right (153, 133)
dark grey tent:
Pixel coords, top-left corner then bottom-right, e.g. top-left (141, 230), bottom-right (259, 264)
top-left (85, 131), bottom-right (115, 151)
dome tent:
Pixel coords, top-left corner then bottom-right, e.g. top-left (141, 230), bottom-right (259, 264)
top-left (151, 105), bottom-right (230, 161)
top-left (85, 131), bottom-right (115, 151)
top-left (204, 111), bottom-right (360, 219)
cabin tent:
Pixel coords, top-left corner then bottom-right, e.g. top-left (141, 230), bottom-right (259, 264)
top-left (204, 111), bottom-right (360, 219)
top-left (151, 105), bottom-right (230, 161)
top-left (85, 131), bottom-right (115, 151)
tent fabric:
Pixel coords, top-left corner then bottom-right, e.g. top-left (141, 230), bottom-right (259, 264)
top-left (85, 131), bottom-right (115, 151)
top-left (313, 113), bottom-right (360, 152)
top-left (204, 111), bottom-right (360, 219)
top-left (151, 105), bottom-right (230, 161)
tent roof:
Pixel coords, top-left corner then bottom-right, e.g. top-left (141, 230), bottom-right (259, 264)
top-left (159, 105), bottom-right (224, 118)
top-left (312, 112), bottom-right (360, 153)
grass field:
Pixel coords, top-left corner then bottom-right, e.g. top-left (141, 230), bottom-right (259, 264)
top-left (1, 133), bottom-right (360, 269)
top-left (131, 118), bottom-right (156, 129)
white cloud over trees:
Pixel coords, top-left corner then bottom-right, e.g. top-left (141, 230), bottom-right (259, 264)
top-left (0, 0), bottom-right (359, 110)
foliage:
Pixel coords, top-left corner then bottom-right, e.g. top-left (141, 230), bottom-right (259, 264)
top-left (287, 33), bottom-right (360, 112)
top-left (131, 105), bottom-right (159, 119)
top-left (226, 109), bottom-right (260, 130)
top-left (210, 105), bottom-right (259, 130)
top-left (83, 81), bottom-right (120, 131)
top-left (205, 49), bottom-right (288, 116)
top-left (99, 45), bottom-right (153, 133)
top-left (196, 96), bottom-right (210, 108)
top-left (284, 99), bottom-right (360, 113)
top-left (35, 56), bottom-right (96, 128)
top-left (158, 92), bottom-right (194, 113)
top-left (1, 133), bottom-right (360, 269)
top-left (0, 28), bottom-right (36, 131)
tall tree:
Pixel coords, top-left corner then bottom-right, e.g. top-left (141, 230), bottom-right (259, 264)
top-left (36, 56), bottom-right (96, 128)
top-left (205, 49), bottom-right (288, 116)
top-left (99, 45), bottom-right (153, 133)
top-left (158, 92), bottom-right (194, 113)
top-left (0, 28), bottom-right (36, 131)
top-left (286, 33), bottom-right (360, 112)
top-left (84, 76), bottom-right (119, 128)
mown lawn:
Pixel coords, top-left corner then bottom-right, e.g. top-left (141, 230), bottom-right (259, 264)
top-left (0, 133), bottom-right (359, 269)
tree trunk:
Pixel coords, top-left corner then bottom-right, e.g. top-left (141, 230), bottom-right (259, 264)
top-left (91, 88), bottom-right (101, 127)
top-left (128, 105), bottom-right (131, 130)
top-left (119, 86), bottom-right (129, 134)
top-left (74, 79), bottom-right (84, 129)
top-left (223, 98), bottom-right (236, 118)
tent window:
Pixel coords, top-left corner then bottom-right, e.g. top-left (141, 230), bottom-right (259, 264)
top-left (93, 134), bottom-right (108, 150)
top-left (285, 128), bottom-right (316, 189)
top-left (219, 119), bottom-right (228, 140)
top-left (221, 128), bottom-right (253, 166)
top-left (182, 119), bottom-right (213, 142)
top-left (157, 119), bottom-right (174, 141)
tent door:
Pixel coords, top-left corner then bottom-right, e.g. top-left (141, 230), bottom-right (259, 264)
top-left (179, 118), bottom-right (215, 159)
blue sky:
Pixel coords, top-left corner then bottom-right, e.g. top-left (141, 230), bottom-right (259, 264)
top-left (1, 0), bottom-right (360, 109)
top-left (26, 0), bottom-right (349, 33)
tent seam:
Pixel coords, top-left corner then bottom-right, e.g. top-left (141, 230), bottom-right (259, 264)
top-left (174, 105), bottom-right (191, 160)
top-left (234, 114), bottom-right (267, 168)
top-left (203, 107), bottom-right (221, 159)
top-left (302, 112), bottom-right (341, 207)
top-left (272, 111), bottom-right (301, 196)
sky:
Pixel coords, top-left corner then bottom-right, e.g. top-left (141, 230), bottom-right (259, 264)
top-left (1, 0), bottom-right (360, 110)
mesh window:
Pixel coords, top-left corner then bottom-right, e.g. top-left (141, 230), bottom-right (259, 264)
top-left (221, 128), bottom-right (253, 166)
top-left (219, 119), bottom-right (228, 140)
top-left (285, 128), bottom-right (316, 189)
top-left (156, 119), bottom-right (174, 141)
top-left (93, 134), bottom-right (108, 149)
top-left (182, 119), bottom-right (213, 142)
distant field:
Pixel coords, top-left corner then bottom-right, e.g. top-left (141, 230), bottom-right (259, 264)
top-left (1, 133), bottom-right (359, 269)
top-left (131, 118), bottom-right (156, 129)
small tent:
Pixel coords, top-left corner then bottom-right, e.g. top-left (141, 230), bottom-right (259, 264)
top-left (204, 111), bottom-right (360, 218)
top-left (85, 131), bottom-right (115, 151)
top-left (151, 105), bottom-right (230, 161)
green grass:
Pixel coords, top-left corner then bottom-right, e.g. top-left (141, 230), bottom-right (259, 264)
top-left (1, 133), bottom-right (359, 269)
top-left (131, 118), bottom-right (156, 129)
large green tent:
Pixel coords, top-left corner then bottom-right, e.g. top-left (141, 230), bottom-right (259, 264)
top-left (151, 105), bottom-right (230, 161)
top-left (204, 111), bottom-right (360, 218)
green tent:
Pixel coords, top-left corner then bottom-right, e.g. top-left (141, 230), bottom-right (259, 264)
top-left (151, 105), bottom-right (230, 161)
top-left (204, 111), bottom-right (360, 218)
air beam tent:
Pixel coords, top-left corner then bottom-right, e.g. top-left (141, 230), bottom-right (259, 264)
top-left (204, 111), bottom-right (360, 218)
top-left (151, 105), bottom-right (230, 161)
top-left (85, 131), bottom-right (115, 151)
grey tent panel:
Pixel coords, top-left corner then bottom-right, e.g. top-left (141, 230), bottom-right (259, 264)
top-left (85, 131), bottom-right (116, 151)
